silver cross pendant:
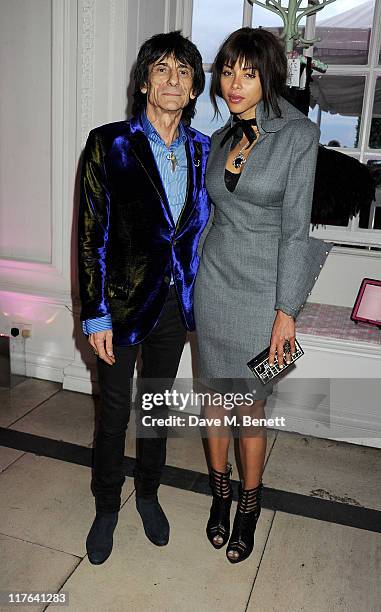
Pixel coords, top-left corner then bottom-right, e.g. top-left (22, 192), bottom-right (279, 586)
top-left (167, 151), bottom-right (178, 172)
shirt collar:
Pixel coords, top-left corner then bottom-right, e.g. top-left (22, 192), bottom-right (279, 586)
top-left (141, 109), bottom-right (187, 147)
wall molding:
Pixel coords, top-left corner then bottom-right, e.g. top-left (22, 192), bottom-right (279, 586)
top-left (174, 0), bottom-right (193, 35)
top-left (79, 0), bottom-right (96, 148)
top-left (297, 333), bottom-right (381, 361)
top-left (0, 0), bottom-right (77, 298)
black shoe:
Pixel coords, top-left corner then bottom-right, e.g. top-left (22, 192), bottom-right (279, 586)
top-left (86, 511), bottom-right (119, 565)
top-left (136, 494), bottom-right (170, 546)
top-left (226, 481), bottom-right (263, 564)
top-left (206, 463), bottom-right (233, 549)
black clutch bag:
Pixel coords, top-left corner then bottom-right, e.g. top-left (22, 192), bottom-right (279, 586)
top-left (247, 339), bottom-right (304, 385)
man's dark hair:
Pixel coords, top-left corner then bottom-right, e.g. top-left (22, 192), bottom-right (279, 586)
top-left (210, 27), bottom-right (287, 119)
top-left (132, 30), bottom-right (205, 124)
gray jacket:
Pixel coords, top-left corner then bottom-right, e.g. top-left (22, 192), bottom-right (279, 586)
top-left (199, 95), bottom-right (333, 319)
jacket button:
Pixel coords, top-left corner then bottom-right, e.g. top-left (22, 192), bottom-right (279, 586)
top-left (325, 251), bottom-right (329, 255)
top-left (164, 276), bottom-right (170, 283)
top-left (173, 240), bottom-right (178, 246)
top-left (314, 276), bottom-right (318, 280)
top-left (319, 264), bottom-right (323, 268)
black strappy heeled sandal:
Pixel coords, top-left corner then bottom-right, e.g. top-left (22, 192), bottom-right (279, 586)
top-left (206, 462), bottom-right (233, 549)
top-left (226, 481), bottom-right (263, 564)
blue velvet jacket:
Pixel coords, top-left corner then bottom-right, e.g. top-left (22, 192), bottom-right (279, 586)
top-left (77, 114), bottom-right (211, 345)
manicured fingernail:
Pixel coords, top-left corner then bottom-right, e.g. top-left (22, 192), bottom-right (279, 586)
top-left (279, 364), bottom-right (284, 369)
top-left (286, 360), bottom-right (291, 365)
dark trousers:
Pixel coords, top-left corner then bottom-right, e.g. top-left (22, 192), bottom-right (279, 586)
top-left (92, 286), bottom-right (187, 513)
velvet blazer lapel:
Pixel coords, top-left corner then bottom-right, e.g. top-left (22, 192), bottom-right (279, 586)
top-left (128, 115), bottom-right (203, 233)
top-left (178, 130), bottom-right (203, 232)
top-left (128, 121), bottom-right (172, 223)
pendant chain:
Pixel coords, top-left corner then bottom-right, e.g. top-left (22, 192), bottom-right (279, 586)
top-left (231, 132), bottom-right (258, 170)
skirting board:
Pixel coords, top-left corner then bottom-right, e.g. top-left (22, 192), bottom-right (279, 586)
top-left (63, 360), bottom-right (99, 395)
top-left (57, 336), bottom-right (381, 448)
top-left (26, 352), bottom-right (72, 384)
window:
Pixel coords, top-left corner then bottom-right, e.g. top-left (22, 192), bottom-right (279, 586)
top-left (191, 0), bottom-right (381, 246)
top-left (309, 75), bottom-right (365, 148)
top-left (191, 0), bottom-right (245, 64)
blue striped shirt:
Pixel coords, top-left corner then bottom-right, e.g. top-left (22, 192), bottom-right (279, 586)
top-left (82, 111), bottom-right (188, 335)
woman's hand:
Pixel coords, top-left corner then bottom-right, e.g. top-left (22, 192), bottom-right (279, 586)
top-left (269, 310), bottom-right (296, 368)
top-left (88, 329), bottom-right (115, 365)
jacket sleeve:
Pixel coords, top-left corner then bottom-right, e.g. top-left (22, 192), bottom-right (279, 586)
top-left (275, 119), bottom-right (326, 318)
top-left (78, 129), bottom-right (111, 322)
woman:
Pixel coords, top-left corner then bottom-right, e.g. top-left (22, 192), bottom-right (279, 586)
top-left (194, 28), bottom-right (332, 564)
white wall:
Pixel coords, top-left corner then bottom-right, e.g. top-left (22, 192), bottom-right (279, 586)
top-left (0, 0), bottom-right (380, 446)
top-left (0, 0), bottom-right (52, 262)
top-left (0, 0), bottom-right (192, 386)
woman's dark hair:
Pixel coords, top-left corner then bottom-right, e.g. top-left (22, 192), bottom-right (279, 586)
top-left (210, 27), bottom-right (287, 118)
top-left (132, 30), bottom-right (205, 124)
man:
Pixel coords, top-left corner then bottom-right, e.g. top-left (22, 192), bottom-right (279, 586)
top-left (78, 31), bottom-right (210, 564)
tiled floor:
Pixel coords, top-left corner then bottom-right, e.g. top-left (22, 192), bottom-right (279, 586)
top-left (0, 378), bottom-right (380, 612)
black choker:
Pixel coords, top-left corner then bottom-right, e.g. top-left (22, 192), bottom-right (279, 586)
top-left (220, 115), bottom-right (258, 148)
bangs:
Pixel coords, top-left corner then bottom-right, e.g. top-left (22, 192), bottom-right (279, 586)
top-left (218, 37), bottom-right (261, 73)
top-left (223, 54), bottom-right (259, 72)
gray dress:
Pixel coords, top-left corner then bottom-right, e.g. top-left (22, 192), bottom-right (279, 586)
top-left (194, 96), bottom-right (333, 400)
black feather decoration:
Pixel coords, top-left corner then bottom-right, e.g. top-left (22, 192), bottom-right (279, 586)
top-left (284, 60), bottom-right (377, 230)
top-left (311, 145), bottom-right (376, 229)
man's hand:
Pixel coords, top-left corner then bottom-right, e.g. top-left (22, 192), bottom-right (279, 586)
top-left (88, 329), bottom-right (115, 365)
top-left (269, 310), bottom-right (296, 368)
